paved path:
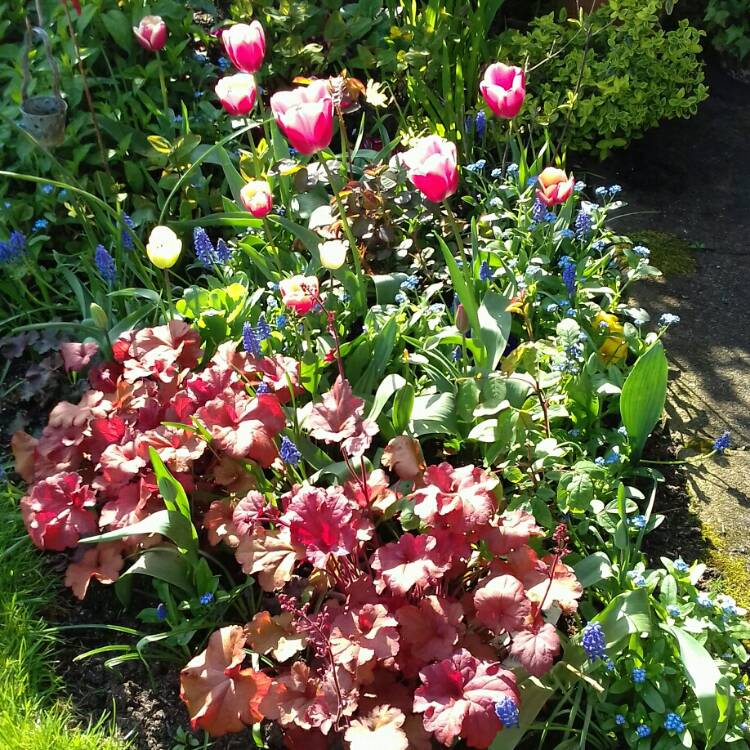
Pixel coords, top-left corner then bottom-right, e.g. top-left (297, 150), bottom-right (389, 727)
top-left (577, 56), bottom-right (750, 567)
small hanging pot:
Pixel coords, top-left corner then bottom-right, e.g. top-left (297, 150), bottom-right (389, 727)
top-left (20, 26), bottom-right (67, 147)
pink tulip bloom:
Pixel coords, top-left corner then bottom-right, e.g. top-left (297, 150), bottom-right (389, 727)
top-left (479, 63), bottom-right (526, 119)
top-left (400, 135), bottom-right (459, 203)
top-left (240, 180), bottom-right (273, 218)
top-left (215, 73), bottom-right (257, 116)
top-left (536, 167), bottom-right (575, 207)
top-left (279, 275), bottom-right (319, 315)
top-left (133, 15), bottom-right (168, 53)
top-left (222, 21), bottom-right (266, 73)
top-left (270, 80), bottom-right (334, 156)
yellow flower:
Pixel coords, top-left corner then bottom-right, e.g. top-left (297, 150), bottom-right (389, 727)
top-left (593, 311), bottom-right (627, 364)
top-left (319, 239), bottom-right (348, 270)
top-left (146, 225), bottom-right (182, 269)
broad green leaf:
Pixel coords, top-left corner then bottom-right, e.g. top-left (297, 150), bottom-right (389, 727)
top-left (437, 236), bottom-right (481, 348)
top-left (148, 447), bottom-right (194, 535)
top-left (574, 552), bottom-right (613, 587)
top-left (115, 548), bottom-right (194, 605)
top-left (369, 374), bottom-right (406, 421)
top-left (478, 291), bottom-right (511, 371)
top-left (371, 273), bottom-right (408, 305)
top-left (597, 588), bottom-right (651, 646)
top-left (620, 342), bottom-right (668, 460)
top-left (410, 392), bottom-right (457, 436)
top-left (392, 383), bottom-right (415, 434)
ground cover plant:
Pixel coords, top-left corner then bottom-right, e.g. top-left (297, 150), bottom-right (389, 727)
top-left (1, 3), bottom-right (747, 750)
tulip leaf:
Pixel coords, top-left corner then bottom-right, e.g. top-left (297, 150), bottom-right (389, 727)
top-left (478, 290), bottom-right (511, 372)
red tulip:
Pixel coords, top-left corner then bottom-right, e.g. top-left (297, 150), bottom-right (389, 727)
top-left (215, 73), bottom-right (257, 116)
top-left (536, 167), bottom-right (575, 207)
top-left (240, 180), bottom-right (273, 218)
top-left (279, 275), bottom-right (319, 315)
top-left (133, 15), bottom-right (167, 53)
top-left (400, 135), bottom-right (459, 203)
top-left (270, 80), bottom-right (334, 156)
top-left (479, 63), bottom-right (526, 119)
top-left (222, 21), bottom-right (266, 73)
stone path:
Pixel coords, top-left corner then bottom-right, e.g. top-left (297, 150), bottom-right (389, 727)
top-left (577, 55), bottom-right (750, 580)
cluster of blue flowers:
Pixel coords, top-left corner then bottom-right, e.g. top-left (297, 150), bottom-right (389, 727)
top-left (242, 316), bottom-right (271, 356)
top-left (595, 185), bottom-right (622, 201)
top-left (558, 256), bottom-right (576, 297)
top-left (631, 667), bottom-right (647, 684)
top-left (194, 227), bottom-right (232, 266)
top-left (713, 431), bottom-right (731, 454)
top-left (663, 712), bottom-right (685, 734)
top-left (627, 570), bottom-right (647, 588)
top-left (0, 230), bottom-right (27, 264)
top-left (465, 159), bottom-right (486, 173)
top-left (574, 209), bottom-right (592, 241)
top-left (121, 213), bottom-right (136, 250)
top-left (495, 697), bottom-right (520, 728)
top-left (400, 275), bottom-right (420, 292)
top-left (581, 622), bottom-right (607, 661)
top-left (279, 436), bottom-right (302, 466)
top-left (629, 514), bottom-right (647, 529)
top-left (635, 724), bottom-right (651, 738)
top-left (199, 592), bottom-right (214, 605)
top-left (94, 244), bottom-right (117, 284)
top-left (33, 218), bottom-right (49, 232)
top-left (479, 260), bottom-right (493, 281)
top-left (658, 313), bottom-right (680, 326)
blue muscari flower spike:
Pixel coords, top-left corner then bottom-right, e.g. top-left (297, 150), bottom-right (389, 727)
top-left (256, 315), bottom-right (271, 341)
top-left (636, 724), bottom-right (651, 738)
top-left (279, 436), bottom-right (302, 466)
top-left (217, 56), bottom-right (231, 70)
top-left (156, 603), bottom-right (168, 620)
top-left (495, 697), bottom-right (520, 728)
top-left (94, 245), bottom-right (116, 284)
top-left (451, 345), bottom-right (462, 361)
top-left (663, 713), bottom-right (685, 734)
top-left (479, 261), bottom-right (493, 281)
top-left (615, 714), bottom-right (626, 726)
top-left (713, 431), bottom-right (730, 454)
top-left (193, 227), bottom-right (215, 266)
top-left (199, 592), bottom-right (214, 605)
top-left (256, 382), bottom-right (270, 394)
top-left (581, 622), bottom-right (607, 661)
top-left (475, 110), bottom-right (487, 138)
top-left (631, 667), bottom-right (646, 684)
top-left (0, 230), bottom-right (26, 264)
top-left (243, 322), bottom-right (262, 356)
top-left (531, 199), bottom-right (546, 223)
top-left (121, 214), bottom-right (135, 251)
top-left (216, 238), bottom-right (232, 263)
top-left (558, 256), bottom-right (576, 296)
top-left (575, 210), bottom-right (592, 240)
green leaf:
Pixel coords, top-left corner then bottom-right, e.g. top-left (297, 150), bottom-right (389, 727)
top-left (437, 236), bottom-right (481, 348)
top-left (620, 342), bottom-right (668, 460)
top-left (392, 383), bottom-right (415, 434)
top-left (102, 9), bottom-right (134, 52)
top-left (478, 291), bottom-right (511, 371)
top-left (115, 548), bottom-right (194, 605)
top-left (80, 510), bottom-right (197, 558)
top-left (597, 588), bottom-right (651, 646)
top-left (574, 552), bottom-right (613, 587)
top-left (371, 273), bottom-right (408, 305)
top-left (369, 374), bottom-right (406, 421)
top-left (410, 392), bottom-right (457, 436)
top-left (148, 447), bottom-right (193, 531)
top-left (662, 624), bottom-right (730, 747)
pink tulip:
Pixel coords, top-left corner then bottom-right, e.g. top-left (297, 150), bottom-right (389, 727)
top-left (279, 275), bottom-right (319, 315)
top-left (240, 180), bottom-right (273, 218)
top-left (479, 63), bottom-right (526, 119)
top-left (133, 15), bottom-right (168, 53)
top-left (400, 135), bottom-right (459, 203)
top-left (222, 21), bottom-right (266, 73)
top-left (536, 167), bottom-right (575, 207)
top-left (215, 73), bottom-right (257, 116)
top-left (270, 80), bottom-right (334, 156)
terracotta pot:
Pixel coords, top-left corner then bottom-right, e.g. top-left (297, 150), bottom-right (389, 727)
top-left (565, 0), bottom-right (609, 14)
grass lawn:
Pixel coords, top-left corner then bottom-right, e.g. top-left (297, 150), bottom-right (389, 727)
top-left (0, 481), bottom-right (128, 750)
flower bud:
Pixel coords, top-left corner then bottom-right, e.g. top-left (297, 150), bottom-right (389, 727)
top-left (240, 180), bottom-right (273, 218)
top-left (319, 239), bottom-right (348, 270)
top-left (133, 15), bottom-right (167, 53)
top-left (146, 225), bottom-right (182, 269)
top-left (455, 303), bottom-right (470, 333)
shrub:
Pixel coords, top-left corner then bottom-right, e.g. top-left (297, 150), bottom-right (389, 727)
top-left (705, 0), bottom-right (750, 68)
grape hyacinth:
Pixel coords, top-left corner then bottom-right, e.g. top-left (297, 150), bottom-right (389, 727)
top-left (0, 230), bottom-right (27, 264)
top-left (256, 315), bottom-right (271, 341)
top-left (635, 724), bottom-right (651, 738)
top-left (581, 622), bottom-right (607, 661)
top-left (121, 213), bottom-right (136, 250)
top-left (216, 237), bottom-right (232, 263)
top-left (631, 667), bottom-right (646, 684)
top-left (242, 322), bottom-right (262, 356)
top-left (479, 260), bottom-right (493, 281)
top-left (279, 436), bottom-right (302, 467)
top-left (713, 431), bottom-right (731, 454)
top-left (531, 199), bottom-right (546, 223)
top-left (575, 209), bottom-right (592, 240)
top-left (663, 713), bottom-right (685, 734)
top-left (194, 226), bottom-right (216, 266)
top-left (475, 110), bottom-right (487, 138)
top-left (156, 603), bottom-right (168, 620)
top-left (615, 714), bottom-right (626, 726)
top-left (256, 382), bottom-right (270, 394)
top-left (559, 256), bottom-right (576, 297)
top-left (199, 592), bottom-right (214, 605)
top-left (495, 697), bottom-right (520, 728)
top-left (94, 244), bottom-right (116, 284)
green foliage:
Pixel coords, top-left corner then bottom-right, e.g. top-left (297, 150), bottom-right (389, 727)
top-left (705, 0), bottom-right (750, 65)
top-left (499, 0), bottom-right (708, 157)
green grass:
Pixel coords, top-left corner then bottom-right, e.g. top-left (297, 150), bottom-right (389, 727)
top-left (0, 482), bottom-right (129, 750)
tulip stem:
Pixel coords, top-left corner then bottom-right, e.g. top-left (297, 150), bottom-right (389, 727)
top-left (163, 269), bottom-right (173, 320)
top-left (156, 53), bottom-right (169, 114)
top-left (245, 117), bottom-right (263, 176)
top-left (262, 216), bottom-right (283, 276)
top-left (319, 156), bottom-right (362, 281)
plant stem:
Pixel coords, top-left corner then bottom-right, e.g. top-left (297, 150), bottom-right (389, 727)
top-left (163, 269), bottom-right (173, 320)
top-left (156, 52), bottom-right (169, 114)
top-left (245, 116), bottom-right (262, 176)
top-left (262, 216), bottom-right (283, 275)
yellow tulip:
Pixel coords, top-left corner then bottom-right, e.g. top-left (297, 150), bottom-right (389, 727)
top-left (593, 311), bottom-right (627, 364)
top-left (146, 225), bottom-right (182, 269)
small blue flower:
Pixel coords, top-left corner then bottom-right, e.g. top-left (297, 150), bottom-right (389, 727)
top-left (635, 724), bottom-right (651, 738)
top-left (479, 261), bottom-right (493, 281)
top-left (428, 303), bottom-right (445, 314)
top-left (395, 292), bottom-right (407, 304)
top-left (697, 592), bottom-right (713, 608)
top-left (663, 712), bottom-right (685, 734)
top-left (630, 514), bottom-right (647, 529)
top-left (216, 238), bottom-right (232, 263)
top-left (94, 244), bottom-right (116, 284)
top-left (194, 227), bottom-right (215, 266)
top-left (674, 558), bottom-right (689, 573)
top-left (465, 159), bottom-right (486, 173)
top-left (659, 313), bottom-right (680, 327)
top-left (156, 603), bottom-right (168, 621)
top-left (526, 176), bottom-right (538, 187)
top-left (41, 183), bottom-right (54, 195)
top-left (217, 56), bottom-right (231, 70)
top-left (629, 573), bottom-right (647, 588)
top-left (59, 189), bottom-right (69, 200)
top-left (506, 163), bottom-right (519, 177)
top-left (276, 314), bottom-right (288, 329)
top-left (243, 322), bottom-right (262, 356)
top-left (559, 228), bottom-right (575, 239)
top-left (495, 697), bottom-right (519, 728)
top-left (605, 658), bottom-right (615, 672)
top-left (400, 275), bottom-right (420, 291)
top-left (581, 622), bottom-right (607, 661)
top-left (451, 345), bottom-right (462, 361)
top-left (33, 218), bottom-right (49, 232)
top-left (172, 114), bottom-right (183, 125)
top-left (592, 239), bottom-right (607, 252)
top-left (615, 714), bottom-right (626, 726)
top-left (475, 111), bottom-right (487, 139)
top-left (544, 211), bottom-right (557, 224)
top-left (609, 184), bottom-right (622, 197)
top-left (491, 167), bottom-right (503, 179)
top-left (199, 592), bottom-right (214, 605)
top-left (256, 382), bottom-right (270, 394)
top-left (574, 180), bottom-right (586, 193)
top-left (713, 431), bottom-right (731, 454)
top-left (120, 214), bottom-right (136, 251)
top-left (736, 682), bottom-right (746, 693)
top-left (741, 722), bottom-right (749, 733)
top-left (279, 436), bottom-right (301, 466)
top-left (632, 245), bottom-right (650, 258)
top-left (595, 186), bottom-right (608, 199)
top-left (667, 605), bottom-right (681, 618)
top-left (256, 315), bottom-right (271, 341)
top-left (718, 594), bottom-right (738, 616)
